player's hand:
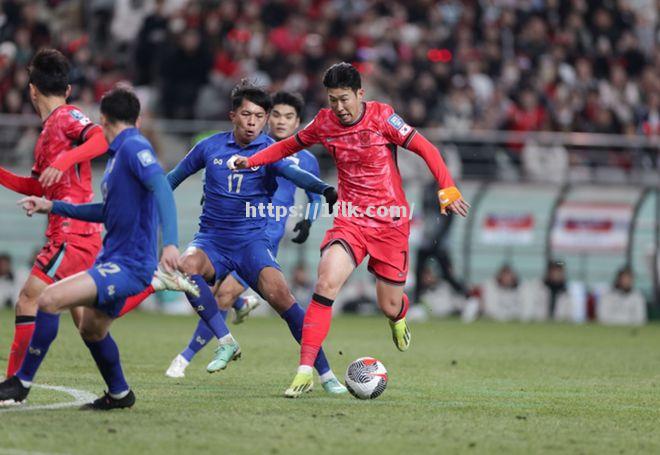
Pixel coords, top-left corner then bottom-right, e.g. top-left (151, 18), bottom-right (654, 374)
top-left (227, 155), bottom-right (249, 170)
top-left (39, 166), bottom-right (64, 187)
top-left (159, 245), bottom-right (180, 272)
top-left (17, 196), bottom-right (53, 217)
top-left (323, 187), bottom-right (338, 214)
top-left (438, 186), bottom-right (470, 217)
top-left (291, 219), bottom-right (311, 244)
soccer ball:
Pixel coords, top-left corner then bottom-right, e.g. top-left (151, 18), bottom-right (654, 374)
top-left (344, 357), bottom-right (388, 399)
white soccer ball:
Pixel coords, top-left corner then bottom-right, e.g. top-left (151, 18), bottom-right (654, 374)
top-left (344, 357), bottom-right (388, 399)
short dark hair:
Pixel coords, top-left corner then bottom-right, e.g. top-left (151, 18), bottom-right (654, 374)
top-left (27, 49), bottom-right (70, 97)
top-left (100, 86), bottom-right (140, 125)
top-left (231, 80), bottom-right (272, 112)
top-left (322, 62), bottom-right (361, 91)
top-left (271, 91), bottom-right (304, 118)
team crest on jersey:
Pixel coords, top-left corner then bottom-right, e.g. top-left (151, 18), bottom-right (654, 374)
top-left (137, 149), bottom-right (156, 167)
top-left (388, 113), bottom-right (411, 136)
top-left (70, 109), bottom-right (91, 126)
top-left (358, 130), bottom-right (370, 144)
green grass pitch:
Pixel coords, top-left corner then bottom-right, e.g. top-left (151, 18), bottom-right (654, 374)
top-left (0, 308), bottom-right (659, 454)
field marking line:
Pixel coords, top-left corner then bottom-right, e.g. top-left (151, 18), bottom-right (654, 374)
top-left (0, 449), bottom-right (69, 455)
top-left (0, 383), bottom-right (96, 413)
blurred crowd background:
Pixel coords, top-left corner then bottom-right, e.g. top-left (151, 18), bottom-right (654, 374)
top-left (0, 0), bottom-right (658, 325)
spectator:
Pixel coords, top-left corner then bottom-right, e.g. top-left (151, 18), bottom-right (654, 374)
top-left (418, 266), bottom-right (464, 318)
top-left (520, 261), bottom-right (575, 322)
top-left (0, 253), bottom-right (15, 308)
top-left (597, 266), bottom-right (647, 326)
top-left (482, 264), bottom-right (521, 322)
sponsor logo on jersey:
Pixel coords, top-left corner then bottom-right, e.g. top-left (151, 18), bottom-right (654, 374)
top-left (388, 113), bottom-right (411, 136)
top-left (137, 149), bottom-right (156, 167)
top-left (213, 158), bottom-right (224, 166)
top-left (70, 109), bottom-right (91, 125)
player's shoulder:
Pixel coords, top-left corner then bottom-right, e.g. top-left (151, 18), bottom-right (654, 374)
top-left (366, 100), bottom-right (396, 119)
top-left (57, 104), bottom-right (92, 121)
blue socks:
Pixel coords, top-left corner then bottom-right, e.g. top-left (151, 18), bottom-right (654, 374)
top-left (16, 310), bottom-right (60, 383)
top-left (281, 303), bottom-right (331, 376)
top-left (84, 333), bottom-right (129, 395)
top-left (181, 319), bottom-right (215, 362)
top-left (233, 297), bottom-right (246, 311)
top-left (187, 275), bottom-right (230, 340)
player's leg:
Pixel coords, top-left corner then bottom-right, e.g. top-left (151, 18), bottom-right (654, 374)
top-left (217, 273), bottom-right (260, 324)
top-left (253, 265), bottom-right (345, 394)
top-left (0, 271), bottom-right (98, 404)
top-left (286, 243), bottom-right (357, 397)
top-left (77, 307), bottom-right (135, 410)
top-left (5, 274), bottom-right (47, 377)
top-left (178, 244), bottom-right (240, 373)
top-left (376, 280), bottom-right (411, 352)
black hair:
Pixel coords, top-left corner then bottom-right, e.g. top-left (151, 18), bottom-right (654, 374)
top-left (271, 91), bottom-right (304, 118)
top-left (231, 80), bottom-right (272, 112)
top-left (322, 62), bottom-right (361, 91)
top-left (27, 49), bottom-right (70, 97)
top-left (100, 86), bottom-right (141, 125)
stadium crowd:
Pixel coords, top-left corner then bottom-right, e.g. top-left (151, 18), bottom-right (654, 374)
top-left (0, 0), bottom-right (657, 137)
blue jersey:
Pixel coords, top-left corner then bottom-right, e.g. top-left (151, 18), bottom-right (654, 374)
top-left (98, 128), bottom-right (164, 274)
top-left (169, 131), bottom-right (318, 238)
top-left (266, 149), bottom-right (320, 247)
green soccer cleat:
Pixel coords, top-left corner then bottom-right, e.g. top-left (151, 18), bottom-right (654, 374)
top-left (206, 339), bottom-right (241, 373)
top-left (389, 317), bottom-right (411, 352)
top-left (321, 377), bottom-right (348, 395)
top-left (284, 371), bottom-right (313, 398)
top-left (231, 295), bottom-right (260, 325)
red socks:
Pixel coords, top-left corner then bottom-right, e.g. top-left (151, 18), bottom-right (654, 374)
top-left (394, 293), bottom-right (410, 321)
top-left (300, 294), bottom-right (334, 368)
top-left (118, 285), bottom-right (155, 317)
top-left (6, 316), bottom-right (36, 377)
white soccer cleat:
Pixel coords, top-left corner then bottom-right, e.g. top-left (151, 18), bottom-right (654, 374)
top-left (152, 267), bottom-right (200, 297)
top-left (231, 295), bottom-right (261, 324)
top-left (165, 354), bottom-right (189, 378)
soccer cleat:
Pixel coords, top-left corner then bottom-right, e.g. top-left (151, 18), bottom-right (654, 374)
top-left (321, 377), bottom-right (348, 395)
top-left (284, 371), bottom-right (313, 398)
top-left (389, 317), bottom-right (411, 352)
top-left (0, 376), bottom-right (30, 406)
top-left (152, 267), bottom-right (200, 297)
top-left (206, 340), bottom-right (241, 373)
top-left (165, 354), bottom-right (189, 378)
top-left (231, 295), bottom-right (260, 325)
top-left (80, 390), bottom-right (135, 411)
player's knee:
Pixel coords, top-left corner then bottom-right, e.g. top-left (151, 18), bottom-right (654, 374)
top-left (16, 288), bottom-right (39, 314)
top-left (379, 297), bottom-right (401, 319)
top-left (215, 292), bottom-right (234, 310)
top-left (178, 255), bottom-right (202, 276)
top-left (36, 289), bottom-right (60, 314)
top-left (314, 276), bottom-right (339, 299)
top-left (78, 323), bottom-right (105, 342)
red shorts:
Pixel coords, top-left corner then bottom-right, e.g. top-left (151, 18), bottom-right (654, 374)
top-left (31, 233), bottom-right (102, 284)
top-left (320, 218), bottom-right (410, 285)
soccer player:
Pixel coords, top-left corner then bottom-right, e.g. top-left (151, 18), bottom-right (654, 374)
top-left (231, 63), bottom-right (470, 397)
top-left (0, 49), bottom-right (109, 378)
top-left (159, 83), bottom-right (345, 392)
top-left (164, 92), bottom-right (345, 395)
top-left (0, 87), bottom-right (181, 409)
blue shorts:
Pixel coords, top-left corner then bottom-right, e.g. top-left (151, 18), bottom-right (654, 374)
top-left (87, 259), bottom-right (153, 318)
top-left (265, 219), bottom-right (285, 257)
top-left (189, 232), bottom-right (281, 291)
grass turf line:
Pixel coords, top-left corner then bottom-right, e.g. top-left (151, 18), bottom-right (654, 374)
top-left (0, 308), bottom-right (659, 454)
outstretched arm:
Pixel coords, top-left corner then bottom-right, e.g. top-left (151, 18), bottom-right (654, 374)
top-left (40, 126), bottom-right (109, 187)
top-left (273, 161), bottom-right (338, 214)
top-left (18, 196), bottom-right (105, 222)
top-left (145, 172), bottom-right (179, 271)
top-left (0, 167), bottom-right (43, 196)
top-left (167, 144), bottom-right (206, 190)
top-left (406, 132), bottom-right (470, 217)
top-left (231, 136), bottom-right (304, 169)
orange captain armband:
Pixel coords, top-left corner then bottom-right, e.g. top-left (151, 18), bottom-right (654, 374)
top-left (437, 186), bottom-right (462, 215)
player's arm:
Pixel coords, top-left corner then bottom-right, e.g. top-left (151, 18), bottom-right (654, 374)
top-left (271, 160), bottom-right (338, 214)
top-left (292, 155), bottom-right (322, 244)
top-left (40, 126), bottom-right (109, 187)
top-left (405, 132), bottom-right (469, 217)
top-left (231, 115), bottom-right (321, 169)
top-left (17, 196), bottom-right (104, 222)
top-left (130, 147), bottom-right (180, 271)
top-left (0, 167), bottom-right (43, 196)
top-left (166, 142), bottom-right (206, 190)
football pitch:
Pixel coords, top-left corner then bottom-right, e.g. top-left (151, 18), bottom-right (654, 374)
top-left (0, 309), bottom-right (659, 454)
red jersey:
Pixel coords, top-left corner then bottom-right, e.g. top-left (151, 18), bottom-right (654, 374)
top-left (296, 101), bottom-right (418, 227)
top-left (32, 105), bottom-right (102, 239)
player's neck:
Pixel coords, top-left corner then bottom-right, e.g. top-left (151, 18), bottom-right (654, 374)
top-left (36, 97), bottom-right (66, 121)
top-left (105, 123), bottom-right (133, 143)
